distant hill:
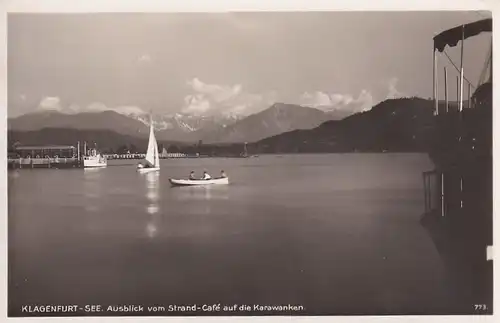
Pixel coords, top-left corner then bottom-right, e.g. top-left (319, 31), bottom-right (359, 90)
top-left (7, 105), bottom-right (345, 143)
top-left (325, 109), bottom-right (358, 121)
top-left (7, 128), bottom-right (185, 154)
top-left (197, 103), bottom-right (335, 143)
top-left (8, 110), bottom-right (151, 139)
top-left (7, 127), bottom-right (251, 157)
top-left (250, 97), bottom-right (437, 153)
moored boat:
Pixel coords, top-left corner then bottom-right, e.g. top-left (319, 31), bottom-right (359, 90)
top-left (137, 164), bottom-right (160, 173)
top-left (169, 177), bottom-right (229, 187)
top-left (83, 146), bottom-right (107, 168)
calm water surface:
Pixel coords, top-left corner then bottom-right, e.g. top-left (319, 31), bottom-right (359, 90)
top-left (9, 153), bottom-right (452, 315)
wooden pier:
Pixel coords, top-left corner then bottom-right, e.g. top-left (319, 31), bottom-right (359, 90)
top-left (7, 144), bottom-right (82, 169)
top-left (8, 157), bottom-right (81, 169)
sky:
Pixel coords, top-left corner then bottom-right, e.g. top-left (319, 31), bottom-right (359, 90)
top-left (7, 10), bottom-right (492, 117)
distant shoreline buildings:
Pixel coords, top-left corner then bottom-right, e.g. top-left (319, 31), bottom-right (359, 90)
top-left (7, 144), bottom-right (201, 169)
top-left (104, 147), bottom-right (195, 159)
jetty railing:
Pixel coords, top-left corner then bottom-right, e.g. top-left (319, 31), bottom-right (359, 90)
top-left (8, 157), bottom-right (80, 168)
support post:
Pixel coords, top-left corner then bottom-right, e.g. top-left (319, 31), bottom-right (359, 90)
top-left (459, 68), bottom-right (464, 111)
top-left (459, 25), bottom-right (465, 112)
top-left (444, 67), bottom-right (448, 113)
top-left (441, 172), bottom-right (445, 217)
top-left (490, 39), bottom-right (493, 83)
top-left (468, 82), bottom-right (472, 109)
top-left (460, 177), bottom-right (463, 208)
top-left (423, 173), bottom-right (427, 213)
top-left (433, 49), bottom-right (438, 115)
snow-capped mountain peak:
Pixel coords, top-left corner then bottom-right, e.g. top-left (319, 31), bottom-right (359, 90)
top-left (124, 110), bottom-right (244, 133)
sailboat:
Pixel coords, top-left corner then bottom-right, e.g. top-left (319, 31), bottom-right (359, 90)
top-left (241, 142), bottom-right (248, 158)
top-left (137, 115), bottom-right (160, 173)
top-left (240, 141), bottom-right (258, 158)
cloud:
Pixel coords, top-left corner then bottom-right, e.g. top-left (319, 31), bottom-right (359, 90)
top-left (187, 78), bottom-right (242, 103)
top-left (182, 94), bottom-right (211, 115)
top-left (182, 78), bottom-right (266, 116)
top-left (66, 103), bottom-right (81, 113)
top-left (36, 97), bottom-right (146, 116)
top-left (356, 90), bottom-right (374, 111)
top-left (300, 77), bottom-right (404, 114)
top-left (301, 91), bottom-right (333, 107)
top-left (386, 77), bottom-right (405, 99)
top-left (80, 103), bottom-right (146, 115)
top-left (328, 93), bottom-right (355, 106)
top-left (38, 96), bottom-right (62, 111)
top-left (300, 89), bottom-right (373, 113)
top-left (114, 105), bottom-right (147, 115)
top-left (86, 102), bottom-right (108, 112)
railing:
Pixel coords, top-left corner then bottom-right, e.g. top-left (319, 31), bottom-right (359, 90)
top-left (103, 154), bottom-right (146, 160)
top-left (423, 170), bottom-right (440, 215)
top-left (103, 153), bottom-right (194, 159)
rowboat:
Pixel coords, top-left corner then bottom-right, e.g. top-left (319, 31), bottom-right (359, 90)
top-left (169, 177), bottom-right (229, 186)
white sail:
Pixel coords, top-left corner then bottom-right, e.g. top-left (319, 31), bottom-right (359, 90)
top-left (153, 131), bottom-right (160, 168)
top-left (144, 117), bottom-right (160, 168)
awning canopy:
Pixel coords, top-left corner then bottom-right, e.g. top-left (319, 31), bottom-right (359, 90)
top-left (434, 18), bottom-right (492, 52)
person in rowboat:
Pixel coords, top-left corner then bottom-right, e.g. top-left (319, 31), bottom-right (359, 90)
top-left (220, 170), bottom-right (227, 178)
top-left (202, 171), bottom-right (212, 180)
top-left (189, 171), bottom-right (196, 180)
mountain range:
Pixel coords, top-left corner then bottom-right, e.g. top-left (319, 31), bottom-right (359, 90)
top-left (8, 103), bottom-right (351, 144)
top-left (194, 103), bottom-right (347, 143)
top-left (8, 97), bottom-right (439, 155)
top-left (251, 97), bottom-right (436, 153)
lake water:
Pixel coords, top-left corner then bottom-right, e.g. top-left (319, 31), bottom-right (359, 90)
top-left (8, 153), bottom-right (457, 316)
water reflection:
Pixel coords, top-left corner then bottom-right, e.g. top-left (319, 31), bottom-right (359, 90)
top-left (144, 172), bottom-right (160, 238)
top-left (83, 168), bottom-right (103, 212)
top-left (145, 172), bottom-right (160, 203)
top-left (171, 185), bottom-right (229, 201)
top-left (170, 185), bottom-right (230, 216)
top-left (8, 170), bottom-right (21, 178)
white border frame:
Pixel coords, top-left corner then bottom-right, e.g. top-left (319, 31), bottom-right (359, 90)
top-left (0, 1), bottom-right (498, 322)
